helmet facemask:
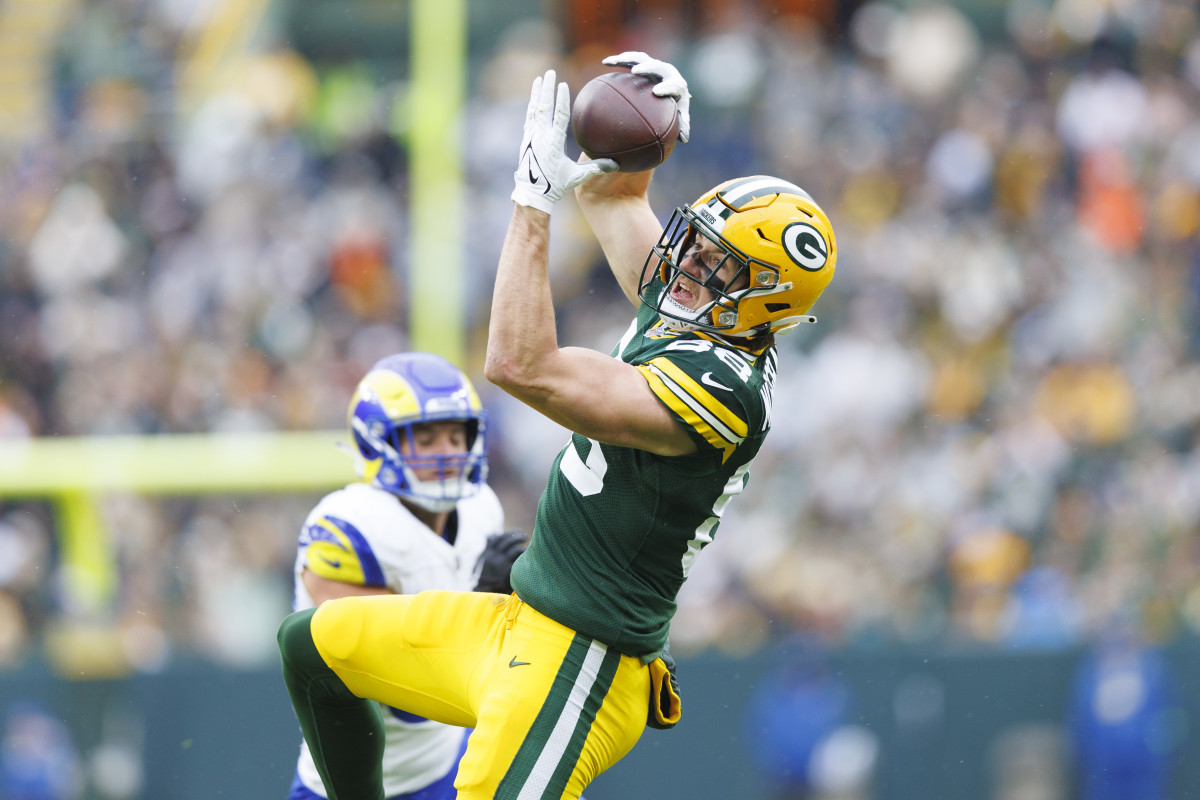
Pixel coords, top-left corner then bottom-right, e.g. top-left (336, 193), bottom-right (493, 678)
top-left (643, 207), bottom-right (781, 337)
top-left (352, 412), bottom-right (486, 513)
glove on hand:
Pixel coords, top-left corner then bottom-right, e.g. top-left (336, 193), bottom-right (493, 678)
top-left (512, 69), bottom-right (617, 215)
top-left (473, 530), bottom-right (531, 594)
top-left (602, 52), bottom-right (692, 143)
top-left (647, 646), bottom-right (682, 730)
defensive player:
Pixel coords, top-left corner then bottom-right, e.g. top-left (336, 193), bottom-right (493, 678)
top-left (286, 352), bottom-right (509, 800)
top-left (277, 52), bottom-right (837, 800)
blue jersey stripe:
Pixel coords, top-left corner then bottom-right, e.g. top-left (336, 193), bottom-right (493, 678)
top-left (323, 515), bottom-right (387, 587)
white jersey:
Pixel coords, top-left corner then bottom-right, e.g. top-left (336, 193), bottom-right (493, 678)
top-left (292, 481), bottom-right (503, 798)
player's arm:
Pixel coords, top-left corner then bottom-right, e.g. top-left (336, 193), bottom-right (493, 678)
top-left (302, 569), bottom-right (392, 605)
top-left (575, 53), bottom-right (691, 306)
top-left (493, 69), bottom-right (695, 456)
top-left (487, 207), bottom-right (696, 457)
top-left (574, 170), bottom-right (661, 306)
top-left (299, 513), bottom-right (395, 604)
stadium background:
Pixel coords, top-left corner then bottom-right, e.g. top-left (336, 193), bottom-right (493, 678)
top-left (2, 0), bottom-right (1200, 797)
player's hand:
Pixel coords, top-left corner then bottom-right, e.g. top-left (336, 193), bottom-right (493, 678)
top-left (647, 647), bottom-right (682, 729)
top-left (473, 530), bottom-right (531, 594)
top-left (602, 52), bottom-right (691, 143)
top-left (512, 69), bottom-right (618, 215)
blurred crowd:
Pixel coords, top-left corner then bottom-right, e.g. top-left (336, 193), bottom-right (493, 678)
top-left (2, 0), bottom-right (1200, 672)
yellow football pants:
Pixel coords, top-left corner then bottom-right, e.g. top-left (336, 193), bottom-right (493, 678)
top-left (310, 590), bottom-right (650, 800)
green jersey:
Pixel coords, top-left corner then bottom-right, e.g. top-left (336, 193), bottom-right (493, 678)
top-left (510, 283), bottom-right (777, 660)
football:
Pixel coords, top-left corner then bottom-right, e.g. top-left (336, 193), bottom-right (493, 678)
top-left (571, 71), bottom-right (680, 173)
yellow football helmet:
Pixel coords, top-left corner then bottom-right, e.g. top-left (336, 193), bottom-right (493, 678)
top-left (640, 176), bottom-right (837, 337)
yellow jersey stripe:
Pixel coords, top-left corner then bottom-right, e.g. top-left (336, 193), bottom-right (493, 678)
top-left (304, 519), bottom-right (367, 585)
top-left (639, 366), bottom-right (734, 461)
top-left (645, 357), bottom-right (748, 438)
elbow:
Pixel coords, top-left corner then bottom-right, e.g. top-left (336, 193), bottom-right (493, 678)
top-left (483, 353), bottom-right (507, 388)
top-left (483, 352), bottom-right (525, 392)
top-left (485, 333), bottom-right (560, 396)
top-left (485, 350), bottom-right (557, 409)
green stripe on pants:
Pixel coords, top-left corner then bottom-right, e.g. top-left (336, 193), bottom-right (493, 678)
top-left (543, 645), bottom-right (621, 798)
top-left (497, 634), bottom-right (618, 799)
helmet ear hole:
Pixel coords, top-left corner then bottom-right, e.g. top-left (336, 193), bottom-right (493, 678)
top-left (766, 302), bottom-right (790, 313)
top-left (350, 415), bottom-right (381, 460)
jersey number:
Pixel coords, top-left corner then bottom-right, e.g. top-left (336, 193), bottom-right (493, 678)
top-left (560, 437), bottom-right (607, 496)
top-left (665, 340), bottom-right (753, 382)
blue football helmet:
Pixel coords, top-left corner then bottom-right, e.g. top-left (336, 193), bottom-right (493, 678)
top-left (347, 353), bottom-right (487, 512)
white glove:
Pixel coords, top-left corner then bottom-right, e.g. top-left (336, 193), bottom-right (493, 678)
top-left (512, 69), bottom-right (618, 215)
top-left (602, 52), bottom-right (692, 143)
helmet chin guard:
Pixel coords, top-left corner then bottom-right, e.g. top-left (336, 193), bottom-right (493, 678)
top-left (657, 290), bottom-right (709, 332)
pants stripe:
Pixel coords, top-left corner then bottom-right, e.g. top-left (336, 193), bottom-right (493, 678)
top-left (497, 634), bottom-right (618, 799)
top-left (497, 635), bottom-right (590, 799)
top-left (544, 645), bottom-right (621, 798)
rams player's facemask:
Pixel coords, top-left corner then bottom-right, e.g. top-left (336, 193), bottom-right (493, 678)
top-left (347, 353), bottom-right (487, 513)
top-left (640, 175), bottom-right (837, 338)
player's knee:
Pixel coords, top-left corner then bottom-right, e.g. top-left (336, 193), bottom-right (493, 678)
top-left (306, 596), bottom-right (370, 662)
top-left (277, 607), bottom-right (321, 670)
top-left (278, 606), bottom-right (364, 707)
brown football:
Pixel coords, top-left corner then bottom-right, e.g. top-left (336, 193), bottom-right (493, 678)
top-left (571, 72), bottom-right (680, 173)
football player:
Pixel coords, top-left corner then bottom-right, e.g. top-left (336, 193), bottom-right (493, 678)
top-left (278, 52), bottom-right (837, 800)
top-left (286, 352), bottom-right (509, 800)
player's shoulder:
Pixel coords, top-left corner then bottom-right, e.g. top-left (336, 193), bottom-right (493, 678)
top-left (303, 483), bottom-right (425, 546)
top-left (458, 482), bottom-right (502, 518)
top-left (641, 331), bottom-right (772, 398)
top-left (453, 483), bottom-right (504, 544)
top-left (626, 322), bottom-right (780, 450)
top-left (299, 484), bottom-right (397, 588)
top-left (309, 482), bottom-right (401, 522)
top-left (461, 481), bottom-right (500, 506)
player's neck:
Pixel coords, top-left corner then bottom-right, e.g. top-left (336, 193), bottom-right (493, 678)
top-left (403, 501), bottom-right (452, 539)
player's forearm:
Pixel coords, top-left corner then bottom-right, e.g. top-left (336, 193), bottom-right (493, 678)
top-left (576, 171), bottom-right (662, 305)
top-left (576, 167), bottom-right (653, 201)
top-left (302, 569), bottom-right (393, 605)
top-left (485, 206), bottom-right (559, 392)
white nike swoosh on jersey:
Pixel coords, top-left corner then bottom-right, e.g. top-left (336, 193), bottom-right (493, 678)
top-left (700, 372), bottom-right (733, 391)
